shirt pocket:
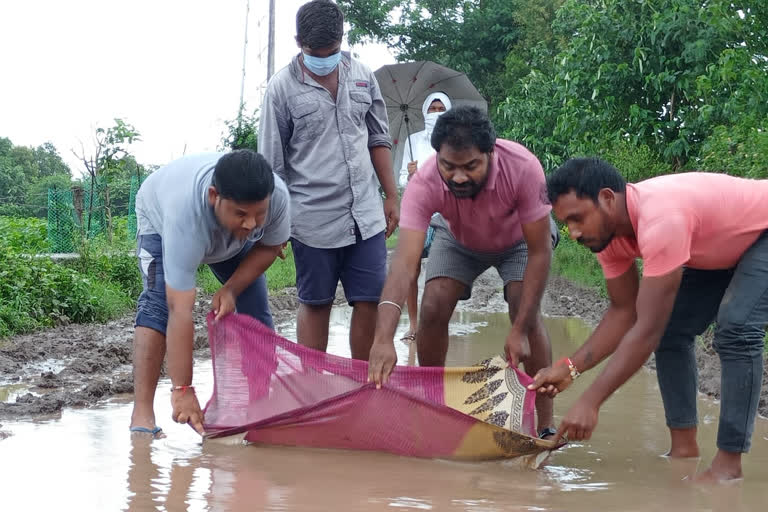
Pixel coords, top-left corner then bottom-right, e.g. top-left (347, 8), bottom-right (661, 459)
top-left (288, 100), bottom-right (324, 142)
top-left (349, 90), bottom-right (372, 127)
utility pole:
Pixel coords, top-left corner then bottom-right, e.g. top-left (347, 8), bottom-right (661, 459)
top-left (238, 0), bottom-right (250, 115)
top-left (267, 0), bottom-right (275, 81)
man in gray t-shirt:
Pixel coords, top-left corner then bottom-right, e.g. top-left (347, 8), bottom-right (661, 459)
top-left (130, 150), bottom-right (290, 438)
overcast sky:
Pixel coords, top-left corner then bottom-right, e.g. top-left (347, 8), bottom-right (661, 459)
top-left (0, 0), bottom-right (395, 175)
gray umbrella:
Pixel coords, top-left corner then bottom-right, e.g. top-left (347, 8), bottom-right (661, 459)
top-left (374, 61), bottom-right (487, 177)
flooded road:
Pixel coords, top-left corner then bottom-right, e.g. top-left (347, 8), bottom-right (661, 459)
top-left (1, 310), bottom-right (767, 511)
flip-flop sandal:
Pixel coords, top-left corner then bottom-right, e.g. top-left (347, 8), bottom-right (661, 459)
top-left (539, 427), bottom-right (557, 440)
top-left (400, 333), bottom-right (416, 343)
top-left (130, 426), bottom-right (164, 438)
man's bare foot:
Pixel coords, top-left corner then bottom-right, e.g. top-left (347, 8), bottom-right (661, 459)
top-left (662, 447), bottom-right (700, 458)
top-left (692, 451), bottom-right (743, 483)
top-left (692, 468), bottom-right (743, 484)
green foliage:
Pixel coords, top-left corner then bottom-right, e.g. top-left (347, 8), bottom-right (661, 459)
top-left (0, 217), bottom-right (48, 254)
top-left (339, 0), bottom-right (527, 105)
top-left (0, 137), bottom-right (72, 217)
top-left (589, 140), bottom-right (671, 184)
top-left (197, 245), bottom-right (297, 295)
top-left (75, 119), bottom-right (143, 242)
top-left (697, 123), bottom-right (768, 179)
top-left (220, 107), bottom-right (259, 152)
top-left (0, 215), bottom-right (141, 337)
top-left (497, 0), bottom-right (768, 174)
top-left (0, 252), bottom-right (133, 337)
top-left (196, 266), bottom-right (222, 296)
top-left (69, 250), bottom-right (142, 300)
top-left (551, 234), bottom-right (607, 296)
top-left (26, 174), bottom-right (74, 217)
top-left (386, 231), bottom-right (398, 249)
top-left (265, 245), bottom-right (296, 292)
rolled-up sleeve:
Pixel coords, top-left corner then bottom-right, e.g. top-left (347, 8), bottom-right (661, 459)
top-left (365, 71), bottom-right (392, 149)
top-left (258, 91), bottom-right (292, 181)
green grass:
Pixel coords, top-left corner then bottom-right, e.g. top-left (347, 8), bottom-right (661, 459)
top-left (0, 252), bottom-right (135, 337)
top-left (266, 245), bottom-right (296, 291)
top-left (551, 235), bottom-right (607, 295)
top-left (196, 244), bottom-right (297, 295)
top-left (386, 231), bottom-right (399, 249)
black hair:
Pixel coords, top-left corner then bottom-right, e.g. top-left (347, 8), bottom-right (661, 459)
top-left (430, 106), bottom-right (496, 153)
top-left (212, 149), bottom-right (274, 202)
top-left (547, 157), bottom-right (626, 203)
top-left (296, 0), bottom-right (344, 49)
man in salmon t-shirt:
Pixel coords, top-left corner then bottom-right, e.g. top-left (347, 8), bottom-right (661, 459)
top-left (532, 157), bottom-right (768, 482)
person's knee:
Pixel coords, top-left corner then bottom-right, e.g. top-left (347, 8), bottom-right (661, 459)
top-left (302, 302), bottom-right (333, 315)
top-left (135, 292), bottom-right (169, 336)
top-left (419, 289), bottom-right (454, 326)
top-left (713, 320), bottom-right (765, 358)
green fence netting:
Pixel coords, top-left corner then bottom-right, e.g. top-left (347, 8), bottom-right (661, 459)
top-left (46, 188), bottom-right (77, 253)
top-left (46, 178), bottom-right (108, 252)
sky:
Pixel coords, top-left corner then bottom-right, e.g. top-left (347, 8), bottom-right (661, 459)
top-left (0, 0), bottom-right (395, 176)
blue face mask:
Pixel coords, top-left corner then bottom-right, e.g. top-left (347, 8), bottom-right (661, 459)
top-left (302, 51), bottom-right (341, 76)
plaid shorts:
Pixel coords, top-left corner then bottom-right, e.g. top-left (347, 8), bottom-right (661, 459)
top-left (424, 216), bottom-right (559, 301)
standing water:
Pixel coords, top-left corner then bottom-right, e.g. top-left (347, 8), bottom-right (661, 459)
top-left (0, 310), bottom-right (766, 511)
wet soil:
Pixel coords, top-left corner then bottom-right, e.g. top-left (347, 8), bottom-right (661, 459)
top-left (1, 260), bottom-right (765, 421)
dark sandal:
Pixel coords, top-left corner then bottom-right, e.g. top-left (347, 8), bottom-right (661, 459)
top-left (539, 427), bottom-right (557, 440)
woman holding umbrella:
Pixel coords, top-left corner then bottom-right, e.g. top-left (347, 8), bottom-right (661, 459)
top-left (398, 92), bottom-right (452, 343)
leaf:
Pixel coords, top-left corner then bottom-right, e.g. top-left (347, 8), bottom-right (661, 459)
top-left (464, 378), bottom-right (504, 405)
top-left (469, 392), bottom-right (507, 415)
top-left (485, 411), bottom-right (510, 428)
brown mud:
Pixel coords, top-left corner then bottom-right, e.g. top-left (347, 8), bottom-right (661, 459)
top-left (0, 262), bottom-right (765, 423)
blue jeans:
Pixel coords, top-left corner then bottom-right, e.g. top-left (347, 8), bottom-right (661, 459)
top-left (655, 230), bottom-right (768, 453)
top-left (135, 234), bottom-right (273, 334)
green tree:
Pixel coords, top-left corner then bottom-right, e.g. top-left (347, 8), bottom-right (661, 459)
top-left (73, 119), bottom-right (141, 240)
top-left (498, 0), bottom-right (768, 171)
top-left (220, 106), bottom-right (259, 152)
top-left (0, 137), bottom-right (72, 216)
top-left (34, 142), bottom-right (71, 177)
top-left (338, 0), bottom-right (526, 106)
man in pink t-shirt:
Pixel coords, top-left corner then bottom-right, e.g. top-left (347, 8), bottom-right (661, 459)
top-left (368, 106), bottom-right (559, 438)
top-left (532, 157), bottom-right (768, 482)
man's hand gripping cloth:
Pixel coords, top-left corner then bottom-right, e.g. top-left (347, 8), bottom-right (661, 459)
top-left (202, 313), bottom-right (560, 463)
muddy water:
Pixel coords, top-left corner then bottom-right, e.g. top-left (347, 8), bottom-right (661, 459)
top-left (1, 312), bottom-right (768, 511)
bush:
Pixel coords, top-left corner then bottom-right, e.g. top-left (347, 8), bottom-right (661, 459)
top-left (0, 217), bottom-right (48, 254)
top-left (0, 253), bottom-right (133, 337)
top-left (551, 225), bottom-right (607, 296)
top-left (596, 140), bottom-right (671, 184)
top-left (697, 123), bottom-right (768, 179)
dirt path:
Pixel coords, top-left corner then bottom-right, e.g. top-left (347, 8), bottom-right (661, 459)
top-left (1, 264), bottom-right (765, 425)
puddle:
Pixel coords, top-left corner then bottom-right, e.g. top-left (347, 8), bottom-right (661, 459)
top-left (0, 358), bottom-right (69, 403)
top-left (0, 383), bottom-right (28, 403)
top-left (0, 311), bottom-right (767, 511)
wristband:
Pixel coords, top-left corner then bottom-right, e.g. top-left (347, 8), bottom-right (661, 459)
top-left (171, 385), bottom-right (195, 395)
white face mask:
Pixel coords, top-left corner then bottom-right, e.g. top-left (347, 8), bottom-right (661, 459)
top-left (423, 111), bottom-right (445, 134)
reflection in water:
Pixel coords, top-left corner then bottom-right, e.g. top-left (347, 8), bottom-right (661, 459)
top-left (0, 311), bottom-right (767, 511)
